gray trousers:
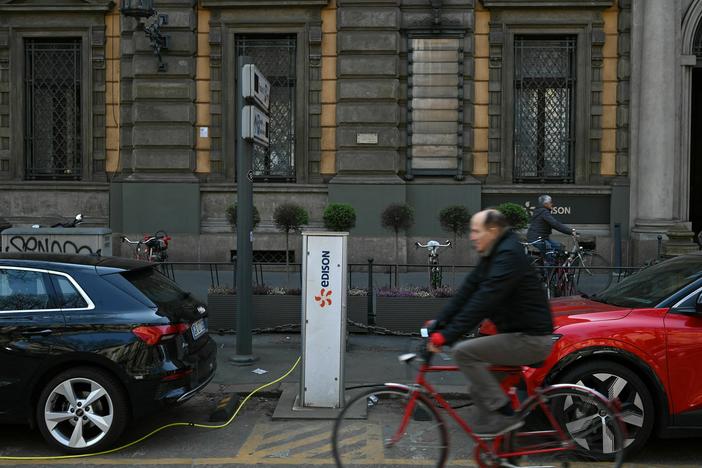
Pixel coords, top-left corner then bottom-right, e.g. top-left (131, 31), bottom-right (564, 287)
top-left (452, 333), bottom-right (553, 411)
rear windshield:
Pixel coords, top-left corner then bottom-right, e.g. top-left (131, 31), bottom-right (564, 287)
top-left (120, 267), bottom-right (188, 308)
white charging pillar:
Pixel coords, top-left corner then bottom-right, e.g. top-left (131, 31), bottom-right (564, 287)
top-left (300, 231), bottom-right (347, 408)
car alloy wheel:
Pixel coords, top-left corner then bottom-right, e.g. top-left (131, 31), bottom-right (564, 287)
top-left (37, 367), bottom-right (128, 453)
top-left (558, 361), bottom-right (655, 457)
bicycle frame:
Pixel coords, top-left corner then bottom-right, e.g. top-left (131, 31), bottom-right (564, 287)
top-left (389, 360), bottom-right (579, 464)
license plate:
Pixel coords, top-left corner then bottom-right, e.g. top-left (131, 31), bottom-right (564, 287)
top-left (191, 318), bottom-right (207, 340)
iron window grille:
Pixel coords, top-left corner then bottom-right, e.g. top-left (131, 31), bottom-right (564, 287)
top-left (24, 39), bottom-right (82, 180)
top-left (236, 35), bottom-right (296, 182)
top-left (513, 36), bottom-right (576, 183)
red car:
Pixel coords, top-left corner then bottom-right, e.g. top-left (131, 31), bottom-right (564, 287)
top-left (521, 252), bottom-right (702, 456)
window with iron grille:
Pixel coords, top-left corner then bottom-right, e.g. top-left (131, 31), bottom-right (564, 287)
top-left (24, 39), bottom-right (82, 180)
top-left (236, 35), bottom-right (296, 182)
top-left (513, 36), bottom-right (576, 183)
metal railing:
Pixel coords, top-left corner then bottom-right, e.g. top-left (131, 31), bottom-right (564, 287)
top-left (155, 259), bottom-right (643, 306)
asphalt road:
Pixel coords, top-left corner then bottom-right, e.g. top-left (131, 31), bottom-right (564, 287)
top-left (1, 385), bottom-right (701, 467)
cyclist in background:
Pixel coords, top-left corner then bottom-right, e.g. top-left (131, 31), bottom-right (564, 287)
top-left (427, 209), bottom-right (553, 436)
top-left (526, 194), bottom-right (576, 264)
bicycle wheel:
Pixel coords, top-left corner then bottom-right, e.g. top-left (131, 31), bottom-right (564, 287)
top-left (502, 385), bottom-right (625, 467)
top-left (135, 243), bottom-right (148, 261)
top-left (332, 386), bottom-right (449, 467)
top-left (576, 252), bottom-right (612, 296)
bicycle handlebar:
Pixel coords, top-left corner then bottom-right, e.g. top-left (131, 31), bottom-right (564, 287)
top-left (415, 240), bottom-right (451, 248)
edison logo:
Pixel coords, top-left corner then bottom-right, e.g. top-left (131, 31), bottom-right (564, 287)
top-left (314, 288), bottom-right (333, 308)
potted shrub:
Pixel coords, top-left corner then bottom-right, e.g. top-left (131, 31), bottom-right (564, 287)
top-left (497, 202), bottom-right (529, 231)
top-left (273, 203), bottom-right (309, 287)
top-left (323, 203), bottom-right (356, 232)
top-left (439, 205), bottom-right (471, 286)
top-left (225, 203), bottom-right (261, 230)
top-left (381, 203), bottom-right (415, 286)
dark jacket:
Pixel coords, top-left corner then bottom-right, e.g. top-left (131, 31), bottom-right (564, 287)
top-left (435, 230), bottom-right (553, 345)
top-left (526, 207), bottom-right (572, 242)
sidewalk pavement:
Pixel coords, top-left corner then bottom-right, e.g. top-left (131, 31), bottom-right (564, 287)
top-left (206, 333), bottom-right (469, 398)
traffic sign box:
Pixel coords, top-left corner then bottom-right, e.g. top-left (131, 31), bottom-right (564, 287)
top-left (242, 64), bottom-right (271, 111)
top-left (242, 105), bottom-right (270, 147)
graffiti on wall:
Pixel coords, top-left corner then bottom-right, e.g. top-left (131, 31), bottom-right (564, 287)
top-left (5, 236), bottom-right (97, 255)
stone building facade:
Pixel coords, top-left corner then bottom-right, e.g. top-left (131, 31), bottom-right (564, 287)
top-left (0, 0), bottom-right (698, 265)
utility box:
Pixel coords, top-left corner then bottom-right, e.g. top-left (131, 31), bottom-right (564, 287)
top-left (299, 231), bottom-right (348, 409)
top-left (1, 227), bottom-right (113, 256)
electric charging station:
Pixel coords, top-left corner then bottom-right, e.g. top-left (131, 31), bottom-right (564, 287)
top-left (299, 231), bottom-right (348, 409)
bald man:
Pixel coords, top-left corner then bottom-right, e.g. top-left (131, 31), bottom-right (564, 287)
top-left (427, 209), bottom-right (554, 436)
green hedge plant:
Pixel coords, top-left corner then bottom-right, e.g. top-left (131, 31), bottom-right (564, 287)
top-left (497, 202), bottom-right (529, 230)
top-left (273, 203), bottom-right (309, 286)
top-left (225, 204), bottom-right (261, 230)
top-left (323, 203), bottom-right (356, 232)
top-left (381, 203), bottom-right (415, 286)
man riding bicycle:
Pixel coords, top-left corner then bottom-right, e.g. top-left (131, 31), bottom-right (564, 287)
top-left (427, 209), bottom-right (554, 436)
top-left (526, 194), bottom-right (576, 264)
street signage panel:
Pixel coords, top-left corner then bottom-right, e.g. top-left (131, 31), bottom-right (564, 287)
top-left (242, 105), bottom-right (270, 147)
top-left (482, 193), bottom-right (611, 225)
top-left (300, 232), bottom-right (348, 408)
top-left (242, 64), bottom-right (271, 112)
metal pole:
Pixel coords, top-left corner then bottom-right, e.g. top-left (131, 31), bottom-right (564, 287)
top-left (656, 235), bottom-right (663, 260)
top-left (614, 223), bottom-right (622, 274)
top-left (232, 56), bottom-right (258, 365)
top-left (367, 258), bottom-right (375, 326)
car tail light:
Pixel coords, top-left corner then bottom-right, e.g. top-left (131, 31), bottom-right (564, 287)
top-left (160, 368), bottom-right (193, 382)
top-left (132, 324), bottom-right (190, 345)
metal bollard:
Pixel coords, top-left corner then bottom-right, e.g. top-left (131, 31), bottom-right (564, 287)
top-left (367, 258), bottom-right (375, 326)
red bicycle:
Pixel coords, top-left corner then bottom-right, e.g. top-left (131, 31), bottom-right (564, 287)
top-left (332, 332), bottom-right (625, 467)
top-left (120, 230), bottom-right (171, 262)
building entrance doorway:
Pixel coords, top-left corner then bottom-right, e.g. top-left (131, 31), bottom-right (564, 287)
top-left (691, 69), bottom-right (702, 245)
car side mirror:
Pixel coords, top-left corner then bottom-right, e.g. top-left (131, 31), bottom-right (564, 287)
top-left (697, 295), bottom-right (702, 314)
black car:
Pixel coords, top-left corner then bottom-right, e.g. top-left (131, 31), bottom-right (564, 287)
top-left (0, 253), bottom-right (216, 454)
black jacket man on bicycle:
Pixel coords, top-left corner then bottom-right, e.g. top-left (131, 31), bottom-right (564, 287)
top-left (427, 209), bottom-right (554, 436)
top-left (526, 195), bottom-right (576, 264)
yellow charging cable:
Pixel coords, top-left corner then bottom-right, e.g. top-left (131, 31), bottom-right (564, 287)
top-left (0, 356), bottom-right (301, 461)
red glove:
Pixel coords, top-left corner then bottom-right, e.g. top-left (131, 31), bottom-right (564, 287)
top-left (430, 332), bottom-right (446, 347)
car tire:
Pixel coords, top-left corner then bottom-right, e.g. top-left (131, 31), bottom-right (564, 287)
top-left (36, 367), bottom-right (129, 454)
top-left (557, 360), bottom-right (655, 457)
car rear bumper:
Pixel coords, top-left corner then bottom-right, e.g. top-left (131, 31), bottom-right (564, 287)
top-left (177, 369), bottom-right (215, 403)
top-left (129, 336), bottom-right (218, 416)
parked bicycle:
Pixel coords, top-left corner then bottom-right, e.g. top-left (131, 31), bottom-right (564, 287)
top-left (522, 234), bottom-right (610, 298)
top-left (121, 230), bottom-right (171, 262)
top-left (415, 240), bottom-right (451, 289)
top-left (332, 327), bottom-right (626, 467)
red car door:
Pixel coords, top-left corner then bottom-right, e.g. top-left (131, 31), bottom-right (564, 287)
top-left (664, 302), bottom-right (702, 424)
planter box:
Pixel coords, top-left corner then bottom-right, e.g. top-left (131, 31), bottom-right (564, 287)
top-left (207, 294), bottom-right (301, 331)
top-left (208, 294), bottom-right (369, 333)
top-left (375, 297), bottom-right (451, 334)
top-left (347, 296), bottom-right (368, 333)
